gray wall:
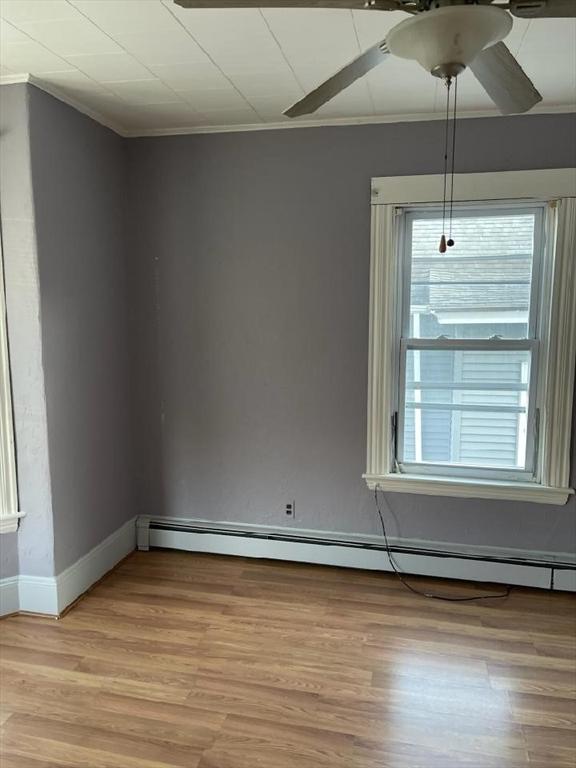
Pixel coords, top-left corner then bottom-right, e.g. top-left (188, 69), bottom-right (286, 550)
top-left (0, 533), bottom-right (19, 579)
top-left (0, 84), bottom-right (55, 578)
top-left (128, 113), bottom-right (576, 554)
top-left (27, 87), bottom-right (134, 573)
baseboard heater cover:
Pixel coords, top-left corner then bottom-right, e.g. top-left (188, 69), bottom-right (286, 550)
top-left (139, 517), bottom-right (576, 592)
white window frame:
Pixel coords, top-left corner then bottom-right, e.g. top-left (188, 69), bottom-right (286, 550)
top-left (364, 169), bottom-right (576, 505)
top-left (0, 233), bottom-right (21, 533)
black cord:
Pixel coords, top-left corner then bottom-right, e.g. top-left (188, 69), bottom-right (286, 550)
top-left (441, 77), bottom-right (451, 242)
top-left (374, 487), bottom-right (512, 602)
top-left (448, 74), bottom-right (458, 243)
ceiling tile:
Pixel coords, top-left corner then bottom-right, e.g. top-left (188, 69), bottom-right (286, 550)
top-left (176, 86), bottom-right (251, 112)
top-left (366, 58), bottom-right (436, 115)
top-left (516, 18), bottom-right (576, 105)
top-left (70, 0), bottom-right (176, 37)
top-left (121, 101), bottom-right (203, 129)
top-left (114, 28), bottom-right (210, 67)
top-left (167, 5), bottom-right (289, 72)
top-left (16, 18), bottom-right (122, 56)
top-left (261, 9), bottom-right (360, 88)
top-left (197, 108), bottom-right (262, 126)
top-left (0, 1), bottom-right (78, 25)
top-left (227, 67), bottom-right (302, 100)
top-left (64, 52), bottom-right (152, 83)
top-left (149, 61), bottom-right (231, 91)
top-left (504, 17), bottom-right (532, 57)
top-left (74, 89), bottom-right (134, 114)
top-left (39, 69), bottom-right (111, 96)
top-left (351, 8), bottom-right (408, 49)
top-left (262, 9), bottom-right (376, 117)
top-left (518, 18), bottom-right (576, 56)
top-left (246, 93), bottom-right (300, 119)
top-left (107, 78), bottom-right (183, 105)
top-left (315, 78), bottom-right (374, 117)
top-left (0, 20), bottom-right (30, 45)
top-left (1, 40), bottom-right (72, 74)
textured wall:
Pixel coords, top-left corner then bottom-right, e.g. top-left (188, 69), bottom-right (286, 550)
top-left (0, 84), bottom-right (55, 578)
top-left (27, 87), bottom-right (135, 573)
top-left (0, 533), bottom-right (18, 580)
top-left (128, 113), bottom-right (576, 554)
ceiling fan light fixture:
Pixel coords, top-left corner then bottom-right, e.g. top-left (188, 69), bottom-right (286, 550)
top-left (386, 5), bottom-right (513, 77)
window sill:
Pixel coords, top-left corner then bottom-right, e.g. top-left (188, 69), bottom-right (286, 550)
top-left (0, 512), bottom-right (25, 534)
top-left (363, 474), bottom-right (574, 505)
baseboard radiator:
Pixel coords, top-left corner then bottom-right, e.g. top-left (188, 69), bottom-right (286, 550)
top-left (137, 517), bottom-right (576, 592)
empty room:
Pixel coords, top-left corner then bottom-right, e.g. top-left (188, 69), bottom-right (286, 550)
top-left (0, 0), bottom-right (575, 766)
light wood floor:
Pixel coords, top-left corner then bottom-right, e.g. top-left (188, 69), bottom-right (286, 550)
top-left (1, 551), bottom-right (575, 768)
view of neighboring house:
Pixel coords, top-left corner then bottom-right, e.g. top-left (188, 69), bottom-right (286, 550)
top-left (403, 211), bottom-right (536, 470)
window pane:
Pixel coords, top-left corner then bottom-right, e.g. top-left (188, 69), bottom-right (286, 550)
top-left (409, 212), bottom-right (537, 339)
top-left (402, 349), bottom-right (531, 469)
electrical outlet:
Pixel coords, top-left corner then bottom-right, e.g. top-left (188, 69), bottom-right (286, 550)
top-left (285, 501), bottom-right (295, 519)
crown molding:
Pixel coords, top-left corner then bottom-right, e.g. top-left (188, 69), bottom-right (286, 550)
top-left (1, 73), bottom-right (574, 139)
top-left (0, 74), bottom-right (31, 86)
top-left (123, 104), bottom-right (576, 138)
top-left (0, 74), bottom-right (127, 137)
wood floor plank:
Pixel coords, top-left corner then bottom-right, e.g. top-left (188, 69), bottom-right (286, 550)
top-left (351, 736), bottom-right (529, 768)
top-left (1, 731), bottom-right (190, 768)
top-left (522, 723), bottom-right (576, 766)
top-left (0, 659), bottom-right (192, 704)
top-left (199, 713), bottom-right (354, 768)
top-left (3, 712), bottom-right (206, 767)
top-left (510, 692), bottom-right (576, 729)
top-left (1, 550), bottom-right (575, 767)
top-left (0, 686), bottom-right (222, 752)
top-left (0, 755), bottom-right (66, 768)
top-left (488, 660), bottom-right (576, 698)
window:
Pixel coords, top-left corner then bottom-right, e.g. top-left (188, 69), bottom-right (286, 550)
top-left (0, 233), bottom-right (20, 533)
top-left (365, 170), bottom-right (576, 504)
top-left (399, 205), bottom-right (542, 480)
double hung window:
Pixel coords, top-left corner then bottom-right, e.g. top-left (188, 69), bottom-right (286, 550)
top-left (397, 205), bottom-right (543, 481)
top-left (365, 170), bottom-right (576, 504)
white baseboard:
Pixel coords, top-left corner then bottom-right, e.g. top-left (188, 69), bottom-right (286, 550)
top-left (554, 568), bottom-right (576, 591)
top-left (56, 516), bottom-right (136, 613)
top-left (0, 577), bottom-right (19, 616)
top-left (0, 517), bottom-right (136, 617)
top-left (18, 575), bottom-right (59, 615)
top-left (142, 517), bottom-right (575, 592)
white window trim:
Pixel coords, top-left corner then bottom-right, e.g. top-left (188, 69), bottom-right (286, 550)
top-left (0, 234), bottom-right (22, 533)
top-left (365, 168), bottom-right (576, 505)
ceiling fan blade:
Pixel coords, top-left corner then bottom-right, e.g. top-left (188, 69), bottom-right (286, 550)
top-left (283, 40), bottom-right (388, 117)
top-left (509, 0), bottom-right (576, 18)
top-left (174, 0), bottom-right (404, 9)
top-left (469, 42), bottom-right (542, 115)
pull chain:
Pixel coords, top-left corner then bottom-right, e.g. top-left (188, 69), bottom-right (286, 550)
top-left (439, 76), bottom-right (452, 254)
top-left (439, 74), bottom-right (458, 253)
top-left (447, 74), bottom-right (458, 248)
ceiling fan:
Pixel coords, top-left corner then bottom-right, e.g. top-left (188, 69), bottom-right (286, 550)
top-left (173, 0), bottom-right (575, 117)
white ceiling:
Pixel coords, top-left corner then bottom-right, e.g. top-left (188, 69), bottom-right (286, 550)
top-left (0, 0), bottom-right (575, 135)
